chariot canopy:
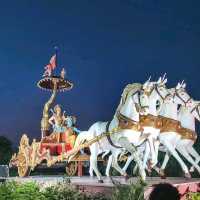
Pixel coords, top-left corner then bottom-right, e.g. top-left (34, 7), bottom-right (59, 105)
top-left (37, 76), bottom-right (73, 92)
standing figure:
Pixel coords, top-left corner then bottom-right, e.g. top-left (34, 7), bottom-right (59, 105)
top-left (48, 104), bottom-right (80, 148)
top-left (49, 104), bottom-right (66, 133)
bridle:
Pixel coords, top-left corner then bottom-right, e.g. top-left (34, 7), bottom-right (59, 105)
top-left (190, 103), bottom-right (200, 118)
top-left (141, 84), bottom-right (171, 104)
top-left (154, 85), bottom-right (171, 101)
top-left (174, 89), bottom-right (192, 106)
top-left (138, 90), bottom-right (149, 110)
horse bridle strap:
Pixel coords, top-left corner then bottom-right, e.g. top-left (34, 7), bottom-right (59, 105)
top-left (106, 121), bottom-right (122, 149)
top-left (155, 85), bottom-right (171, 101)
top-left (175, 89), bottom-right (192, 106)
top-left (190, 104), bottom-right (200, 118)
top-left (117, 111), bottom-right (138, 124)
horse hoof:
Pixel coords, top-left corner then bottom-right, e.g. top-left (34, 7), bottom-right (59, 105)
top-left (161, 175), bottom-right (166, 179)
top-left (184, 172), bottom-right (191, 179)
top-left (159, 169), bottom-right (166, 179)
top-left (124, 174), bottom-right (130, 181)
top-left (189, 167), bottom-right (194, 173)
top-left (98, 180), bottom-right (104, 183)
top-left (147, 169), bottom-right (152, 177)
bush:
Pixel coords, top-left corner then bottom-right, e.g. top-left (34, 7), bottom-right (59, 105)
top-left (111, 180), bottom-right (146, 200)
top-left (186, 192), bottom-right (200, 200)
top-left (0, 180), bottom-right (109, 200)
top-left (42, 182), bottom-right (88, 200)
top-left (0, 136), bottom-right (13, 165)
top-left (0, 180), bottom-right (148, 200)
top-left (0, 181), bottom-right (45, 200)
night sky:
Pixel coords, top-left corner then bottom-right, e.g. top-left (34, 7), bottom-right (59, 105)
top-left (0, 0), bottom-right (200, 145)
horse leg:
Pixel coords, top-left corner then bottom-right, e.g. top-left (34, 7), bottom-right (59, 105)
top-left (89, 163), bottom-right (94, 177)
top-left (111, 151), bottom-right (128, 177)
top-left (142, 141), bottom-right (150, 170)
top-left (187, 146), bottom-right (200, 172)
top-left (118, 136), bottom-right (146, 181)
top-left (161, 141), bottom-right (190, 178)
top-left (90, 155), bottom-right (103, 183)
top-left (122, 154), bottom-right (134, 172)
top-left (105, 154), bottom-right (113, 177)
top-left (89, 144), bottom-right (103, 183)
top-left (159, 151), bottom-right (171, 178)
top-left (153, 139), bottom-right (160, 167)
top-left (176, 145), bottom-right (200, 175)
top-left (133, 164), bottom-right (138, 175)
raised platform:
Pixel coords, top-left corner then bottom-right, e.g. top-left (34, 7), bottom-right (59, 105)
top-left (4, 176), bottom-right (200, 199)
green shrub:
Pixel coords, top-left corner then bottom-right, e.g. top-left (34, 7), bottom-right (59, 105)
top-left (186, 192), bottom-right (200, 200)
top-left (42, 182), bottom-right (88, 200)
top-left (0, 181), bottom-right (45, 200)
top-left (111, 180), bottom-right (146, 200)
top-left (0, 180), bottom-right (147, 200)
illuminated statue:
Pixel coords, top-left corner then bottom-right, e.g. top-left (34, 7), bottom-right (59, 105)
top-left (49, 104), bottom-right (66, 133)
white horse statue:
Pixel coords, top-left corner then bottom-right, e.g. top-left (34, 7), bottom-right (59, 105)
top-left (70, 83), bottom-right (158, 182)
top-left (157, 82), bottom-right (200, 177)
top-left (105, 75), bottom-right (169, 176)
top-left (136, 80), bottom-right (200, 178)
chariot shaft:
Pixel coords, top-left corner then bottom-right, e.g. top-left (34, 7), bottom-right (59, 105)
top-left (57, 127), bottom-right (121, 163)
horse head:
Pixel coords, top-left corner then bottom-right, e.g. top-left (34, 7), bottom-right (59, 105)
top-left (140, 75), bottom-right (170, 116)
top-left (173, 81), bottom-right (192, 106)
top-left (118, 83), bottom-right (142, 122)
top-left (186, 99), bottom-right (200, 121)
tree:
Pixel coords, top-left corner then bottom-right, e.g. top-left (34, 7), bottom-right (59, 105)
top-left (0, 136), bottom-right (13, 165)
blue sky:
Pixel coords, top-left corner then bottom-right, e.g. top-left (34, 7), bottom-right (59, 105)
top-left (0, 0), bottom-right (200, 144)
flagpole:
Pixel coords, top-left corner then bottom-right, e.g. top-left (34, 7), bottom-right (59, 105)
top-left (54, 46), bottom-right (58, 70)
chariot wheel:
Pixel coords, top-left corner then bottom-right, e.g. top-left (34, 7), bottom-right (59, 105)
top-left (17, 151), bottom-right (31, 177)
top-left (65, 161), bottom-right (78, 176)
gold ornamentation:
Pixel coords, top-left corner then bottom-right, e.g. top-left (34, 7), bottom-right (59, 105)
top-left (159, 116), bottom-right (181, 133)
top-left (117, 112), bottom-right (142, 132)
top-left (65, 161), bottom-right (78, 176)
top-left (140, 114), bottom-right (163, 129)
top-left (159, 116), bottom-right (197, 141)
top-left (178, 127), bottom-right (197, 141)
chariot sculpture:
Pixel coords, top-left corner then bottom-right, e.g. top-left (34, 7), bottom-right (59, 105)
top-left (10, 53), bottom-right (200, 182)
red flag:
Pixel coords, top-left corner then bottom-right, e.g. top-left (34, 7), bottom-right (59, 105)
top-left (49, 54), bottom-right (56, 70)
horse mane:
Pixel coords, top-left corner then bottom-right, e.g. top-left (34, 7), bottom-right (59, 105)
top-left (115, 83), bottom-right (142, 115)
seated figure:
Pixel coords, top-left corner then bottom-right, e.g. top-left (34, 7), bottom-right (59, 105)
top-left (47, 104), bottom-right (80, 147)
top-left (65, 115), bottom-right (81, 135)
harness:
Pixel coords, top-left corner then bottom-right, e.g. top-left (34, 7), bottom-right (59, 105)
top-left (105, 85), bottom-right (169, 149)
top-left (155, 86), bottom-right (171, 101)
top-left (190, 103), bottom-right (200, 117)
top-left (159, 116), bottom-right (181, 133)
top-left (175, 89), bottom-right (192, 106)
top-left (106, 112), bottom-right (144, 149)
top-left (106, 121), bottom-right (122, 149)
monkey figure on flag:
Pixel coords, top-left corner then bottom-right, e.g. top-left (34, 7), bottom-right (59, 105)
top-left (43, 54), bottom-right (56, 77)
